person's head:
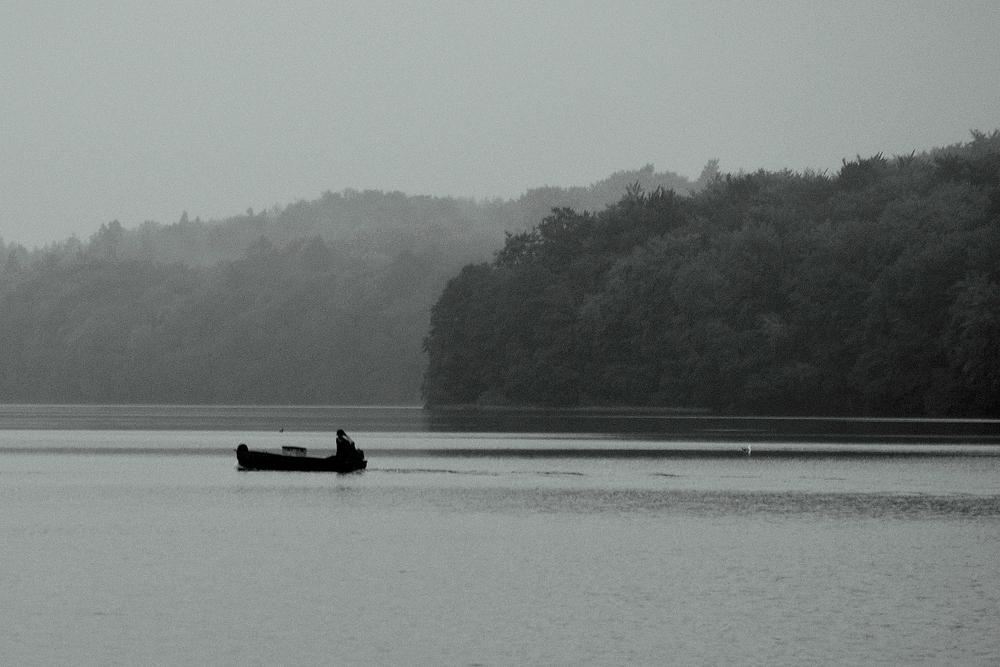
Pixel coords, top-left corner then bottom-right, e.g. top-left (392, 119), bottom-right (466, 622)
top-left (336, 429), bottom-right (346, 436)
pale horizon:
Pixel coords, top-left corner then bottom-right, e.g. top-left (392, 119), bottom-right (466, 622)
top-left (3, 1), bottom-right (998, 248)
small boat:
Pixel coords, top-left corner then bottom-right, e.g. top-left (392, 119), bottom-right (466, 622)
top-left (235, 443), bottom-right (367, 473)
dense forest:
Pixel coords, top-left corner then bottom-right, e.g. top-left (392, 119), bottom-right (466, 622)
top-left (0, 166), bottom-right (695, 405)
top-left (423, 131), bottom-right (1000, 417)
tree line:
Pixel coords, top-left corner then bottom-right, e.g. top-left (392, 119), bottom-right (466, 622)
top-left (0, 166), bottom-right (693, 405)
top-left (422, 131), bottom-right (1000, 416)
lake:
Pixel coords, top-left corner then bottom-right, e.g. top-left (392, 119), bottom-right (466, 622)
top-left (1, 406), bottom-right (998, 666)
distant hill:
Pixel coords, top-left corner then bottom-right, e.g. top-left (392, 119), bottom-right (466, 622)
top-left (423, 132), bottom-right (1000, 416)
top-left (0, 165), bottom-right (698, 405)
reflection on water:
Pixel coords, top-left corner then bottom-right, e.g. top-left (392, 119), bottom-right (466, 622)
top-left (0, 404), bottom-right (429, 432)
top-left (3, 404), bottom-right (1000, 444)
top-left (377, 486), bottom-right (1000, 520)
top-left (1, 449), bottom-right (997, 666)
top-left (1, 408), bottom-right (999, 666)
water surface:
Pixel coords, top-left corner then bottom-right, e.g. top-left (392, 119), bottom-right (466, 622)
top-left (1, 407), bottom-right (998, 666)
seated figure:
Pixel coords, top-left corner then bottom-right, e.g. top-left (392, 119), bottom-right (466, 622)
top-left (335, 429), bottom-right (357, 459)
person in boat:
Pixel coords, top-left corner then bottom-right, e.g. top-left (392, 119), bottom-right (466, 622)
top-left (335, 429), bottom-right (357, 459)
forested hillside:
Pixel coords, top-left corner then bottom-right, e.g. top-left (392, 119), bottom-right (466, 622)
top-left (423, 132), bottom-right (1000, 417)
top-left (0, 166), bottom-right (693, 405)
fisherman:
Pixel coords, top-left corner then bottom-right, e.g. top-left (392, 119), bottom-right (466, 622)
top-left (335, 429), bottom-right (357, 459)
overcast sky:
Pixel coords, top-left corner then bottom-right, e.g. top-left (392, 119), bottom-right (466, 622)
top-left (2, 1), bottom-right (997, 248)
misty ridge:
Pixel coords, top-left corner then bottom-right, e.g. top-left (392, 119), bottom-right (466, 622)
top-left (423, 131), bottom-right (1000, 417)
top-left (2, 130), bottom-right (998, 417)
top-left (0, 165), bottom-right (698, 406)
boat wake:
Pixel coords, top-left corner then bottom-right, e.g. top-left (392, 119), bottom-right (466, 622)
top-left (376, 467), bottom-right (501, 476)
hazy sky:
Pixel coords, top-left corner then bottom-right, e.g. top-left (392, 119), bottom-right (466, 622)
top-left (2, 1), bottom-right (998, 248)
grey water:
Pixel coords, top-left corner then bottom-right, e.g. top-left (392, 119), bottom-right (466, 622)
top-left (1, 407), bottom-right (998, 666)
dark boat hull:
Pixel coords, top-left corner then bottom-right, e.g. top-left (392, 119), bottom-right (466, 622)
top-left (236, 445), bottom-right (366, 473)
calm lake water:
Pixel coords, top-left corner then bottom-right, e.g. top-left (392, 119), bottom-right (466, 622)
top-left (1, 406), bottom-right (998, 666)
